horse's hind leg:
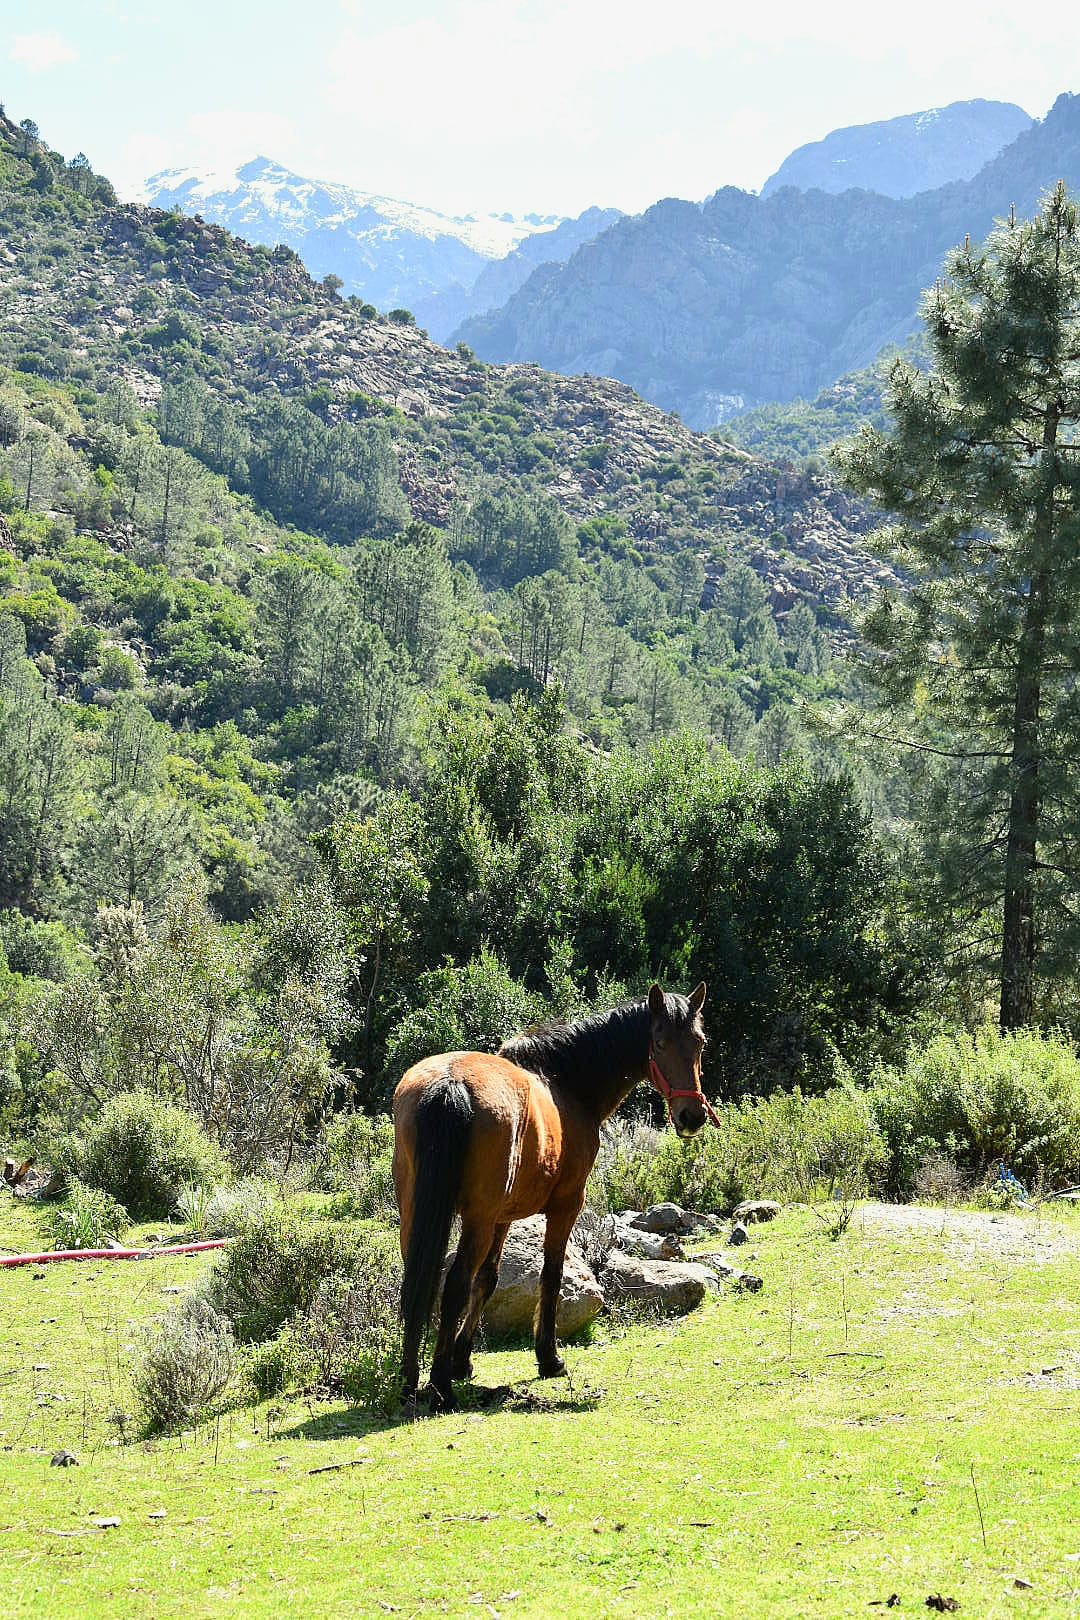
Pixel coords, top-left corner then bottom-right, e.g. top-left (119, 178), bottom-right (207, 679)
top-left (428, 1218), bottom-right (494, 1410)
top-left (536, 1195), bottom-right (584, 1379)
top-left (451, 1223), bottom-right (509, 1381)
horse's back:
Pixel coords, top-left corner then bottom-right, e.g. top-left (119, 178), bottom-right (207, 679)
top-left (393, 1051), bottom-right (565, 1221)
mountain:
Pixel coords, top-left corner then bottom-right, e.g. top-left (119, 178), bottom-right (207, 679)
top-left (453, 94), bottom-right (1080, 427)
top-left (143, 155), bottom-right (565, 321)
top-left (0, 109), bottom-right (897, 640)
top-left (415, 205), bottom-right (624, 340)
top-left (760, 99), bottom-right (1032, 199)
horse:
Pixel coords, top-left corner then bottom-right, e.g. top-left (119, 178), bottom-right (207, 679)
top-left (392, 980), bottom-right (712, 1409)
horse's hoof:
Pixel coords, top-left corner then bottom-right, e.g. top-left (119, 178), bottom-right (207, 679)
top-left (423, 1381), bottom-right (455, 1413)
top-left (537, 1355), bottom-right (567, 1380)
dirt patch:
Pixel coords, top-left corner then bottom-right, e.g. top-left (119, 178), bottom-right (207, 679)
top-left (855, 1201), bottom-right (1080, 1265)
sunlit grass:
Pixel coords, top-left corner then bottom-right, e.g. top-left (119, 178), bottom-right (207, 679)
top-left (4, 1196), bottom-right (1080, 1617)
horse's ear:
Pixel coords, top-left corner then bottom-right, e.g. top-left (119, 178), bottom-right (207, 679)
top-left (688, 981), bottom-right (707, 1014)
top-left (647, 983), bottom-right (666, 1019)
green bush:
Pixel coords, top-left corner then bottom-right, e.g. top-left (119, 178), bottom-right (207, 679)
top-left (870, 1025), bottom-right (1080, 1199)
top-left (589, 1087), bottom-right (884, 1217)
top-left (383, 947), bottom-right (542, 1084)
top-left (206, 1205), bottom-right (388, 1344)
top-left (212, 1206), bottom-right (402, 1411)
top-left (43, 1177), bottom-right (128, 1249)
top-left (317, 1113), bottom-right (395, 1218)
top-left (134, 1294), bottom-right (235, 1432)
top-left (66, 1090), bottom-right (227, 1217)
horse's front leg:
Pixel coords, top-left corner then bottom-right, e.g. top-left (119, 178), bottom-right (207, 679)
top-left (451, 1222), bottom-right (509, 1381)
top-left (535, 1195), bottom-right (584, 1379)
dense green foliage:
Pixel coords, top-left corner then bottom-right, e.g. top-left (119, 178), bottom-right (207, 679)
top-left (60, 1089), bottom-right (227, 1216)
top-left (837, 184), bottom-right (1080, 1028)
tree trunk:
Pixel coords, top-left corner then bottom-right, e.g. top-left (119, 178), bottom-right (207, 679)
top-left (999, 571), bottom-right (1047, 1029)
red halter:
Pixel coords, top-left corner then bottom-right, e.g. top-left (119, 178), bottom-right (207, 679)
top-left (648, 1048), bottom-right (722, 1129)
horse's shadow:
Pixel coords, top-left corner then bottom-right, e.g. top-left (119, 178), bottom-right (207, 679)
top-left (281, 1377), bottom-right (604, 1441)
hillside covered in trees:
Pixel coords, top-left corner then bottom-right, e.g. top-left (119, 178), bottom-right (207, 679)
top-left (0, 102), bottom-right (922, 1136)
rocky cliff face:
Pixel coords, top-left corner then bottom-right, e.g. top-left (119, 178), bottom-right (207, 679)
top-left (760, 99), bottom-right (1032, 199)
top-left (456, 93), bottom-right (1080, 427)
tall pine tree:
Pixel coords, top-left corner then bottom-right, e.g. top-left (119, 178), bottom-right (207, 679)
top-left (837, 184), bottom-right (1080, 1029)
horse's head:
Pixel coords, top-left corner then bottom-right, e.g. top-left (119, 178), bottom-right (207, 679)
top-left (647, 981), bottom-right (712, 1139)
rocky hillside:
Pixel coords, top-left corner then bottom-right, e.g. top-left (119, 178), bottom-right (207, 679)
top-left (144, 156), bottom-right (563, 326)
top-left (455, 92), bottom-right (1080, 427)
top-left (0, 112), bottom-right (895, 611)
top-left (760, 99), bottom-right (1031, 199)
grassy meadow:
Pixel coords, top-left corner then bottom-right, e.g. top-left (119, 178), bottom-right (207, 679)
top-left (4, 1196), bottom-right (1080, 1618)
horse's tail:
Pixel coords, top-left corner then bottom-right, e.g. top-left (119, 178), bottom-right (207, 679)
top-left (400, 1073), bottom-right (473, 1347)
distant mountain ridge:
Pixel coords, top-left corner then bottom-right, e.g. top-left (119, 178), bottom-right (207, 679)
top-left (761, 98), bottom-right (1032, 198)
top-left (143, 159), bottom-right (624, 344)
top-left (453, 93), bottom-right (1080, 427)
top-left (144, 156), bottom-right (567, 327)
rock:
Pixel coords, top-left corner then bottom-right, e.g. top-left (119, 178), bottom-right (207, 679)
top-left (613, 1222), bottom-right (684, 1261)
top-left (629, 1202), bottom-right (687, 1235)
top-left (727, 1222), bottom-right (750, 1246)
top-left (732, 1200), bottom-right (781, 1224)
top-left (694, 1251), bottom-right (764, 1293)
top-left (50, 1450), bottom-right (78, 1467)
top-left (598, 1251), bottom-right (717, 1315)
top-left (451, 1216), bottom-right (604, 1340)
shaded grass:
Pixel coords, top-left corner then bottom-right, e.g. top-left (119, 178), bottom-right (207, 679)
top-left (4, 1195), bottom-right (1080, 1617)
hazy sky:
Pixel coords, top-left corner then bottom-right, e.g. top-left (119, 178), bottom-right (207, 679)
top-left (3, 1), bottom-right (1075, 217)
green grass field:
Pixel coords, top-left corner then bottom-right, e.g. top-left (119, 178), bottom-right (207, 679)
top-left (4, 1195), bottom-right (1080, 1618)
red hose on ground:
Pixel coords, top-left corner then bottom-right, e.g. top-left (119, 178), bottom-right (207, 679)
top-left (0, 1239), bottom-right (231, 1269)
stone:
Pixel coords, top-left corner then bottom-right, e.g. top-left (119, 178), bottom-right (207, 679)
top-left (693, 1251), bottom-right (764, 1293)
top-left (449, 1216), bottom-right (604, 1340)
top-left (732, 1200), bottom-right (781, 1224)
top-left (727, 1221), bottom-right (750, 1246)
top-left (612, 1222), bottom-right (684, 1261)
top-left (50, 1450), bottom-right (78, 1467)
top-left (629, 1202), bottom-right (687, 1235)
top-left (598, 1251), bottom-right (717, 1315)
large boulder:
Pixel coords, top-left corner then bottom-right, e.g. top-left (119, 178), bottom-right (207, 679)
top-left (628, 1202), bottom-right (687, 1235)
top-left (732, 1200), bottom-right (782, 1224)
top-left (457, 1216), bottom-right (604, 1339)
top-left (598, 1251), bottom-right (718, 1315)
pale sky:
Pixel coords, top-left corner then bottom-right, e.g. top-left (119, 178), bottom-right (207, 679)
top-left (1, 0), bottom-right (1074, 217)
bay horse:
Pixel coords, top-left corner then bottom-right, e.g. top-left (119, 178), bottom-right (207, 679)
top-left (392, 981), bottom-right (711, 1409)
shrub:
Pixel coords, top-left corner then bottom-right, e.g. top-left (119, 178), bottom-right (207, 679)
top-left (383, 947), bottom-right (542, 1084)
top-left (588, 1088), bottom-right (884, 1220)
top-left (133, 1295), bottom-right (235, 1432)
top-left (176, 1175), bottom-right (278, 1237)
top-left (870, 1025), bottom-right (1080, 1199)
top-left (317, 1113), bottom-right (395, 1218)
top-left (212, 1207), bottom-right (402, 1412)
top-left (67, 1090), bottom-right (227, 1217)
top-left (44, 1178), bottom-right (128, 1249)
top-left (206, 1205), bottom-right (386, 1344)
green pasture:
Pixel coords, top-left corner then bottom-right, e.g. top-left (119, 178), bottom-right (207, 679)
top-left (3, 1196), bottom-right (1080, 1618)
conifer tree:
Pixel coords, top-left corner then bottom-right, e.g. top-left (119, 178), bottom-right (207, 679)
top-left (837, 184), bottom-right (1080, 1028)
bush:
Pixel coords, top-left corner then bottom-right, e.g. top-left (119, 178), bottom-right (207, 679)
top-left (317, 1113), bottom-right (395, 1218)
top-left (870, 1025), bottom-right (1080, 1199)
top-left (206, 1205), bottom-right (386, 1343)
top-left (133, 1295), bottom-right (235, 1432)
top-left (588, 1088), bottom-right (884, 1221)
top-left (383, 947), bottom-right (542, 1085)
top-left (66, 1090), bottom-right (227, 1217)
top-left (44, 1177), bottom-right (128, 1249)
top-left (211, 1206), bottom-right (402, 1412)
top-left (176, 1175), bottom-right (278, 1237)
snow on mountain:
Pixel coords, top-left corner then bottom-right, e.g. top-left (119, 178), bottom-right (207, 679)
top-left (143, 156), bottom-right (565, 318)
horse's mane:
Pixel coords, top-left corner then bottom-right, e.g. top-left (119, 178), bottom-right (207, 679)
top-left (499, 993), bottom-right (690, 1094)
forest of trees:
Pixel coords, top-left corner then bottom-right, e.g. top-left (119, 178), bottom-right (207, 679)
top-left (3, 99), bottom-right (1080, 1192)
